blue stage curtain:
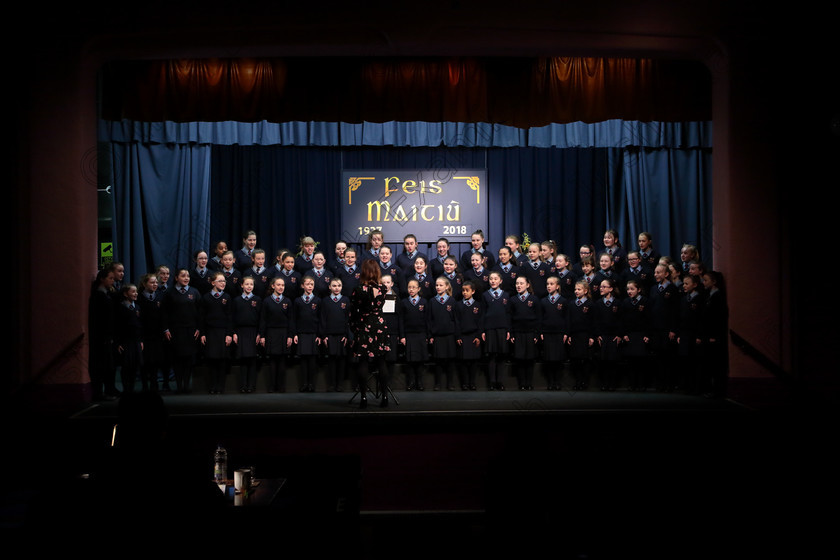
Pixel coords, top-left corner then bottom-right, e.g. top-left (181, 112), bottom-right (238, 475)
top-left (105, 120), bottom-right (711, 280)
top-left (99, 119), bottom-right (710, 149)
top-left (109, 142), bottom-right (212, 279)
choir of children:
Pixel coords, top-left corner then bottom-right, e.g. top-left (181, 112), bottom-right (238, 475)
top-left (97, 229), bottom-right (727, 398)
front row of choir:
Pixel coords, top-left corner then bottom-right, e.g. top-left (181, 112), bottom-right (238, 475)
top-left (100, 256), bottom-right (728, 399)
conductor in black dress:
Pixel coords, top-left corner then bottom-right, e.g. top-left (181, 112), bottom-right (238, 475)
top-left (349, 260), bottom-right (391, 408)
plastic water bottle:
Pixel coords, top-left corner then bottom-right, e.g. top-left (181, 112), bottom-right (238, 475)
top-left (213, 445), bottom-right (228, 484)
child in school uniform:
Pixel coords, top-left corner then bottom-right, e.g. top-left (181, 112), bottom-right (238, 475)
top-left (677, 274), bottom-right (705, 394)
top-left (578, 256), bottom-right (598, 295)
top-left (360, 230), bottom-right (385, 264)
top-left (602, 229), bottom-right (628, 273)
top-left (429, 237), bottom-right (453, 279)
top-left (509, 275), bottom-right (540, 390)
top-left (459, 229), bottom-right (495, 272)
top-left (553, 254), bottom-right (578, 301)
top-left (336, 247), bottom-right (361, 297)
top-left (235, 230), bottom-right (258, 273)
top-left (427, 276), bottom-right (460, 390)
top-left (232, 276), bottom-right (262, 393)
top-left (294, 236), bottom-right (317, 275)
top-left (397, 233), bottom-right (428, 272)
top-left (620, 251), bottom-right (654, 295)
top-left (540, 275), bottom-right (569, 390)
top-left (620, 278), bottom-right (651, 391)
top-left (247, 248), bottom-right (274, 300)
top-left (328, 240), bottom-right (349, 275)
top-left (207, 240), bottom-right (228, 272)
top-left (567, 280), bottom-right (595, 391)
top-left (293, 275), bottom-right (321, 392)
top-left (259, 276), bottom-right (294, 393)
top-left (305, 250), bottom-right (334, 299)
top-left (441, 255), bottom-right (464, 300)
top-left (115, 284), bottom-right (143, 393)
top-left (592, 252), bottom-right (618, 299)
top-left (138, 273), bottom-right (166, 392)
top-left (376, 245), bottom-right (403, 287)
top-left (637, 232), bottom-right (662, 272)
top-left (492, 246), bottom-right (519, 295)
top-left (380, 274), bottom-right (403, 374)
top-left (400, 278), bottom-right (428, 391)
top-left (161, 268), bottom-right (200, 394)
top-left (456, 281), bottom-right (483, 390)
top-left (593, 277), bottom-right (623, 391)
top-left (219, 250), bottom-right (243, 297)
top-left (521, 242), bottom-right (552, 299)
top-left (648, 263), bottom-right (680, 391)
top-left (275, 250), bottom-right (303, 300)
top-left (463, 252), bottom-right (491, 296)
top-left (200, 272), bottom-right (234, 394)
top-left (189, 250), bottom-right (213, 296)
top-left (408, 256), bottom-right (433, 300)
top-left (505, 234), bottom-right (529, 266)
top-left (320, 278), bottom-right (352, 392)
top-left (481, 271), bottom-right (512, 390)
top-left (539, 240), bottom-right (558, 266)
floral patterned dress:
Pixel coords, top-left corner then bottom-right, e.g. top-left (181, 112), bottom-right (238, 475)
top-left (350, 283), bottom-right (391, 359)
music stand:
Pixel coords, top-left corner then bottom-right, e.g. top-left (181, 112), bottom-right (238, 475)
top-left (347, 368), bottom-right (400, 406)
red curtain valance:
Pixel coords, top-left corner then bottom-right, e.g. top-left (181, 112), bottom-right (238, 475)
top-left (100, 56), bottom-right (711, 126)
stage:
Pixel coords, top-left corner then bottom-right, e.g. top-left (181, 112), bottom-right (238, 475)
top-left (3, 377), bottom-right (831, 558)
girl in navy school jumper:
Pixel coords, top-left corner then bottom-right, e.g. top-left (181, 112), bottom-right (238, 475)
top-left (441, 255), bottom-right (464, 301)
top-left (592, 252), bottom-right (618, 300)
top-left (234, 230), bottom-right (258, 273)
top-left (504, 234), bottom-right (529, 267)
top-left (138, 273), bottom-right (166, 392)
top-left (677, 274), bottom-right (705, 394)
top-left (427, 276), bottom-right (460, 390)
top-left (115, 283), bottom-right (143, 393)
top-left (567, 280), bottom-right (595, 391)
top-left (294, 236), bottom-right (317, 275)
top-left (593, 277), bottom-right (623, 391)
top-left (376, 245), bottom-right (403, 291)
top-left (397, 233), bottom-right (427, 272)
top-left (509, 275), bottom-right (540, 390)
top-left (259, 276), bottom-right (294, 393)
top-left (232, 276), bottom-right (262, 393)
top-left (293, 275), bottom-right (321, 393)
top-left (602, 229), bottom-right (628, 274)
top-left (482, 271), bottom-right (511, 391)
top-left (492, 246), bottom-right (519, 295)
top-left (701, 270), bottom-right (729, 398)
top-left (620, 278), bottom-right (652, 391)
top-left (328, 240), bottom-right (348, 275)
top-left (553, 254), bottom-right (578, 301)
top-left (189, 250), bottom-right (213, 296)
top-left (275, 250), bottom-right (303, 301)
top-left (429, 237), bottom-right (453, 279)
top-left (400, 278), bottom-right (428, 391)
top-left (408, 255), bottom-right (434, 301)
top-left (540, 240), bottom-right (558, 266)
top-left (336, 247), bottom-right (361, 297)
top-left (162, 268), bottom-right (201, 394)
top-left (380, 274), bottom-right (403, 370)
top-left (200, 272), bottom-right (234, 394)
top-left (648, 262), bottom-right (680, 392)
top-left (459, 229), bottom-right (495, 273)
top-left (463, 251), bottom-right (490, 296)
top-left (207, 240), bottom-right (228, 272)
top-left (219, 250), bottom-right (243, 297)
top-left (521, 243), bottom-right (552, 299)
top-left (455, 281), bottom-right (483, 390)
top-left (637, 231), bottom-right (662, 272)
top-left (320, 277), bottom-right (352, 392)
top-left (540, 275), bottom-right (570, 390)
top-left (305, 250), bottom-right (334, 299)
top-left (360, 230), bottom-right (385, 264)
top-left (246, 248), bottom-right (274, 300)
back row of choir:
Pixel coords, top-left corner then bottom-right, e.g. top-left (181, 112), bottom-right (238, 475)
top-left (88, 228), bottom-right (726, 400)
